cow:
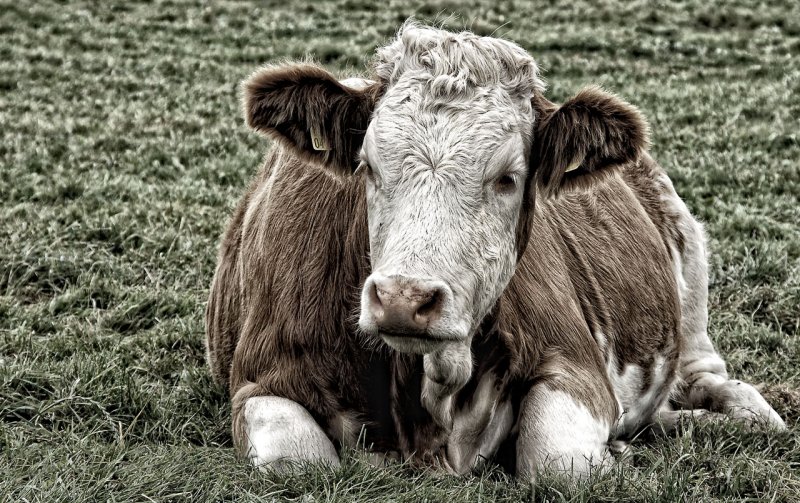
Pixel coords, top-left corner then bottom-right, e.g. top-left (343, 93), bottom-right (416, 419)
top-left (205, 21), bottom-right (785, 480)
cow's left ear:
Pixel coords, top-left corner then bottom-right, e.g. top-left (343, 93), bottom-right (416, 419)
top-left (531, 86), bottom-right (649, 198)
top-left (243, 63), bottom-right (383, 176)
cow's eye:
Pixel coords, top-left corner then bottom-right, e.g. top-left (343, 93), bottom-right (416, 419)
top-left (494, 174), bottom-right (517, 195)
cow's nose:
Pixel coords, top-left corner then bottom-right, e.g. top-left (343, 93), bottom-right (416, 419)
top-left (367, 275), bottom-right (448, 333)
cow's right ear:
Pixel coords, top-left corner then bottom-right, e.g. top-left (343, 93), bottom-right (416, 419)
top-left (243, 64), bottom-right (383, 176)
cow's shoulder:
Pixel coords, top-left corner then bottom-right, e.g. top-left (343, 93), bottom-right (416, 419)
top-left (502, 165), bottom-right (681, 377)
top-left (229, 147), bottom-right (377, 424)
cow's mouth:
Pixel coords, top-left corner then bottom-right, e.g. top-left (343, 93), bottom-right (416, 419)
top-left (379, 329), bottom-right (462, 355)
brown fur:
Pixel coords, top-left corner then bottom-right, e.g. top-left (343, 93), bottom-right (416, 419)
top-left (205, 152), bottom-right (275, 387)
top-left (206, 64), bottom-right (681, 460)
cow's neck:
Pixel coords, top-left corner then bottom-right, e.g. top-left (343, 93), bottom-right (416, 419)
top-left (419, 309), bottom-right (500, 430)
top-left (420, 342), bottom-right (472, 430)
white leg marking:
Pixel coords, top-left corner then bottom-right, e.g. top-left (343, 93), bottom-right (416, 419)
top-left (653, 406), bottom-right (721, 435)
top-left (657, 174), bottom-right (727, 381)
top-left (517, 386), bottom-right (612, 480)
top-left (243, 396), bottom-right (340, 471)
top-left (657, 174), bottom-right (784, 429)
top-left (686, 373), bottom-right (786, 428)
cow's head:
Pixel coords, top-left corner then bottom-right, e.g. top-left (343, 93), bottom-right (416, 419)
top-left (243, 23), bottom-right (648, 359)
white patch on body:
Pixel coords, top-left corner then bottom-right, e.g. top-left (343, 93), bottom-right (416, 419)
top-left (607, 354), bottom-right (673, 436)
top-left (330, 411), bottom-right (362, 448)
top-left (606, 353), bottom-right (643, 434)
top-left (243, 396), bottom-right (340, 471)
top-left (339, 77), bottom-right (375, 90)
top-left (656, 172), bottom-right (727, 382)
top-left (594, 330), bottom-right (608, 355)
top-left (477, 399), bottom-right (513, 463)
top-left (669, 244), bottom-right (688, 304)
top-left (517, 386), bottom-right (612, 480)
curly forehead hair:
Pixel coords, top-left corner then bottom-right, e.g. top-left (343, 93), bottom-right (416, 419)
top-left (373, 20), bottom-right (546, 100)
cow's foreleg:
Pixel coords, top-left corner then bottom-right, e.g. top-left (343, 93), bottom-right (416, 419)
top-left (669, 374), bottom-right (785, 429)
top-left (516, 378), bottom-right (616, 481)
top-left (232, 392), bottom-right (340, 471)
top-left (667, 201), bottom-right (784, 429)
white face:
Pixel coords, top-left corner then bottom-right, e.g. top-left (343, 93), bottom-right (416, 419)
top-left (357, 79), bottom-right (534, 354)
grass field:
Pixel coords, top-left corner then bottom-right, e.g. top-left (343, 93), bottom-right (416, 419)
top-left (1, 0), bottom-right (799, 501)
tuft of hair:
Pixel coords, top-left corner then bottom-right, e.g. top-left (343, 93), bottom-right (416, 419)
top-left (532, 85), bottom-right (650, 198)
top-left (374, 19), bottom-right (545, 102)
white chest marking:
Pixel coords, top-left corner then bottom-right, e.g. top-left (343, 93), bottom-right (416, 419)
top-left (446, 372), bottom-right (511, 474)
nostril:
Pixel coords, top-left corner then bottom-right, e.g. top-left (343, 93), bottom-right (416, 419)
top-left (415, 288), bottom-right (443, 321)
top-left (368, 282), bottom-right (384, 319)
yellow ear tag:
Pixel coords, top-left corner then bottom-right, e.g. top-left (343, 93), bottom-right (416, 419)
top-left (310, 126), bottom-right (330, 151)
top-left (564, 159), bottom-right (582, 173)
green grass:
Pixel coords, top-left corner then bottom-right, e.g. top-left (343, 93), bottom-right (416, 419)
top-left (1, 0), bottom-right (799, 501)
